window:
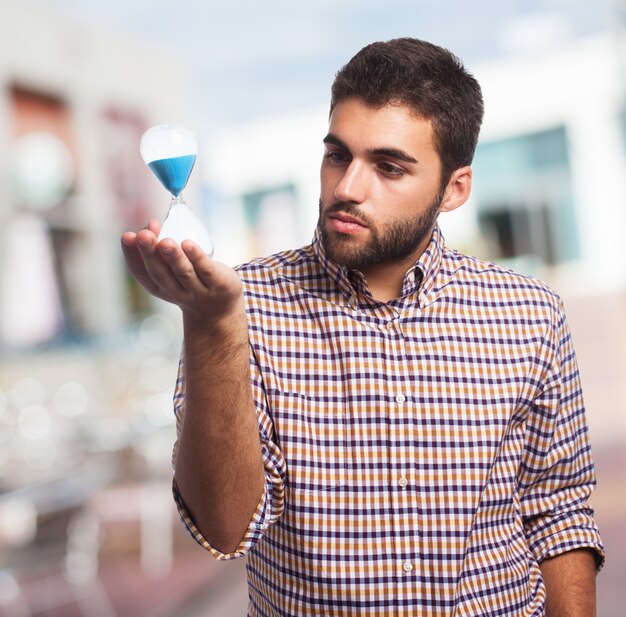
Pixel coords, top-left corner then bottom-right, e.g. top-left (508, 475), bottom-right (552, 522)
top-left (242, 185), bottom-right (299, 258)
top-left (472, 126), bottom-right (579, 268)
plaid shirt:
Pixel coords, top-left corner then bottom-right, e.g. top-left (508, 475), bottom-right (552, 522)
top-left (173, 226), bottom-right (604, 616)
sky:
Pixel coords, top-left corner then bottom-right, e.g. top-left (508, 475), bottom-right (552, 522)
top-left (35, 0), bottom-right (616, 133)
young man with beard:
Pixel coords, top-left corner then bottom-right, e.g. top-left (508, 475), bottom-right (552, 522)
top-left (122, 38), bottom-right (604, 616)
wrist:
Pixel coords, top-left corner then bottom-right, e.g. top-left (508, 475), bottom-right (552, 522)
top-left (182, 300), bottom-right (248, 343)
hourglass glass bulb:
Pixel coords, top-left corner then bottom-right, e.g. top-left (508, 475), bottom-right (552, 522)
top-left (140, 124), bottom-right (196, 196)
top-left (159, 201), bottom-right (214, 256)
top-left (140, 124), bottom-right (214, 255)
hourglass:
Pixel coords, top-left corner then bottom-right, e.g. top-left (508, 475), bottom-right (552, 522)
top-left (140, 124), bottom-right (214, 256)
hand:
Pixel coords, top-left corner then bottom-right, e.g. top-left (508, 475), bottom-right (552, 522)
top-left (121, 220), bottom-right (244, 324)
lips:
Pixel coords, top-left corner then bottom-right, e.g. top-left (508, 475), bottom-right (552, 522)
top-left (328, 211), bottom-right (368, 234)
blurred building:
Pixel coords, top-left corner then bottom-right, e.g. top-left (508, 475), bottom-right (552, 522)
top-left (0, 3), bottom-right (236, 616)
top-left (0, 0), bottom-right (193, 348)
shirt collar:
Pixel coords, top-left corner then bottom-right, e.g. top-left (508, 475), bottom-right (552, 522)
top-left (311, 224), bottom-right (445, 305)
top-left (414, 224), bottom-right (444, 303)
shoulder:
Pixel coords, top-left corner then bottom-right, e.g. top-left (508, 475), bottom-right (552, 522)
top-left (437, 246), bottom-right (563, 316)
top-left (234, 244), bottom-right (334, 300)
top-left (236, 244), bottom-right (310, 276)
top-left (235, 244), bottom-right (315, 283)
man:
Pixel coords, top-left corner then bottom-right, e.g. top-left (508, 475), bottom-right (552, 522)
top-left (122, 38), bottom-right (604, 616)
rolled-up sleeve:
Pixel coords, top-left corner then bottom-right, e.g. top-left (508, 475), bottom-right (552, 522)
top-left (171, 345), bottom-right (286, 560)
top-left (518, 298), bottom-right (605, 570)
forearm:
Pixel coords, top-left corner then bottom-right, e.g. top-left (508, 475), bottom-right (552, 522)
top-left (121, 227), bottom-right (266, 552)
top-left (174, 306), bottom-right (265, 554)
top-left (540, 549), bottom-right (597, 617)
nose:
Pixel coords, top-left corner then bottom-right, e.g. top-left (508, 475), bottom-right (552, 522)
top-left (334, 160), bottom-right (367, 204)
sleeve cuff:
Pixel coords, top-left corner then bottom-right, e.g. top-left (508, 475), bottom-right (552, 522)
top-left (172, 478), bottom-right (270, 561)
top-left (526, 506), bottom-right (606, 571)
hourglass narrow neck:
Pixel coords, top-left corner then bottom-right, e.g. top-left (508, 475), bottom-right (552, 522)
top-left (169, 194), bottom-right (188, 206)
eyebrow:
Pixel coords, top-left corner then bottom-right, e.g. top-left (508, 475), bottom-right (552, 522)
top-left (323, 133), bottom-right (418, 164)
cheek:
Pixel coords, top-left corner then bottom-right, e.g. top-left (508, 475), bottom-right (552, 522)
top-left (320, 168), bottom-right (341, 200)
top-left (319, 164), bottom-right (332, 188)
top-left (386, 178), bottom-right (437, 208)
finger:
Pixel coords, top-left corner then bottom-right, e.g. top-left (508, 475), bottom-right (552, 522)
top-left (157, 239), bottom-right (205, 290)
top-left (181, 241), bottom-right (216, 288)
top-left (137, 231), bottom-right (186, 294)
top-left (181, 242), bottom-right (243, 311)
top-left (146, 219), bottom-right (161, 235)
top-left (121, 232), bottom-right (162, 296)
top-left (121, 232), bottom-right (148, 281)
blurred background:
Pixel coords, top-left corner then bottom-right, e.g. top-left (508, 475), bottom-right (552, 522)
top-left (0, 0), bottom-right (624, 615)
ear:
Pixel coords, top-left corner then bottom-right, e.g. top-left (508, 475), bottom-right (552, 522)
top-left (439, 166), bottom-right (472, 213)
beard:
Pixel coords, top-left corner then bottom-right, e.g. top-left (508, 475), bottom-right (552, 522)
top-left (318, 192), bottom-right (443, 271)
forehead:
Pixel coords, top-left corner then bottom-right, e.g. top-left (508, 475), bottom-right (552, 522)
top-left (327, 97), bottom-right (436, 156)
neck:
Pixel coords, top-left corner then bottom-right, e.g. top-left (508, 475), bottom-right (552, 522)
top-left (360, 260), bottom-right (412, 302)
top-left (360, 232), bottom-right (432, 302)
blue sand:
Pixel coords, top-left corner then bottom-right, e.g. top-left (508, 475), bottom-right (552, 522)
top-left (148, 154), bottom-right (196, 196)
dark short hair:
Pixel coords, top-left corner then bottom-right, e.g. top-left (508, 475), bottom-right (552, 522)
top-left (330, 38), bottom-right (484, 185)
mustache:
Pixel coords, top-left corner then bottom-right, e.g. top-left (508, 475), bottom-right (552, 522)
top-left (323, 201), bottom-right (372, 227)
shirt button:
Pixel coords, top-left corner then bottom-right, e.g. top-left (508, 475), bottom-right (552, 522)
top-left (403, 561), bottom-right (413, 573)
top-left (395, 394), bottom-right (406, 404)
top-left (398, 476), bottom-right (408, 488)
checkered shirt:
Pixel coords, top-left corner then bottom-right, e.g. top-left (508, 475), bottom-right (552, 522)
top-left (173, 226), bottom-right (604, 616)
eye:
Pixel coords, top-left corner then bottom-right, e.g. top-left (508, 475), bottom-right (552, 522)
top-left (377, 161), bottom-right (405, 177)
top-left (324, 149), bottom-right (350, 165)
